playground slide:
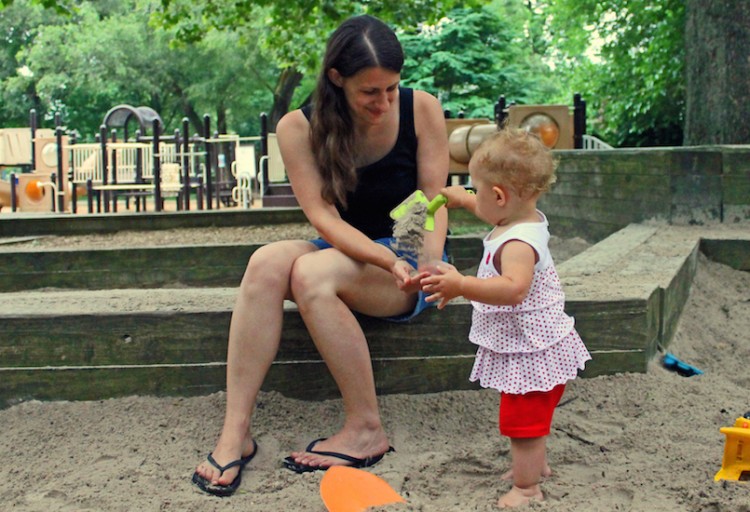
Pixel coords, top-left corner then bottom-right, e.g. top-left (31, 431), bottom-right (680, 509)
top-left (0, 178), bottom-right (11, 209)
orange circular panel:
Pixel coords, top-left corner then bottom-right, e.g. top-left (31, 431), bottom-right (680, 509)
top-left (520, 113), bottom-right (560, 148)
top-left (25, 179), bottom-right (45, 203)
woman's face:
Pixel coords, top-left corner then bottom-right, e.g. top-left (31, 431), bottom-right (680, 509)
top-left (331, 66), bottom-right (400, 126)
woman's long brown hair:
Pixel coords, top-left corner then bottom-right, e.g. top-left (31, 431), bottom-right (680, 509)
top-left (309, 15), bottom-right (404, 208)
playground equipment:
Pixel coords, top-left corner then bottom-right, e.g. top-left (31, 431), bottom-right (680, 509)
top-left (257, 114), bottom-right (297, 207)
top-left (15, 173), bottom-right (58, 212)
top-left (0, 126), bottom-right (62, 212)
top-left (446, 93), bottom-right (611, 175)
top-left (0, 178), bottom-right (11, 209)
top-left (231, 141), bottom-right (257, 209)
top-left (2, 94), bottom-right (612, 215)
top-left (1, 106), bottom-right (271, 214)
top-left (715, 412), bottom-right (750, 482)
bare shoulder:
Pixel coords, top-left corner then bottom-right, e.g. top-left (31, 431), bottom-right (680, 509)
top-left (412, 89), bottom-right (443, 117)
top-left (276, 109), bottom-right (308, 138)
top-left (275, 109), bottom-right (315, 177)
top-left (412, 89), bottom-right (447, 139)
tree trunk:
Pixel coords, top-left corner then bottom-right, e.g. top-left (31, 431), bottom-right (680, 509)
top-left (684, 0), bottom-right (750, 144)
top-left (217, 105), bottom-right (227, 135)
top-left (180, 100), bottom-right (204, 138)
top-left (267, 67), bottom-right (304, 132)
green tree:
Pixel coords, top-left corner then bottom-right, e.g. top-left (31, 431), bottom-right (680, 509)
top-left (0, 0), bottom-right (63, 126)
top-left (153, 0), bottom-right (479, 129)
top-left (545, 0), bottom-right (685, 146)
top-left (400, 3), bottom-right (561, 120)
top-left (2, 0), bottom-right (274, 138)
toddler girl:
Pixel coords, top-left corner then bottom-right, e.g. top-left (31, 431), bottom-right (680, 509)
top-left (422, 129), bottom-right (591, 508)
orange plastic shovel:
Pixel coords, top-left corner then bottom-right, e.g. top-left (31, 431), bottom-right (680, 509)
top-left (320, 466), bottom-right (406, 512)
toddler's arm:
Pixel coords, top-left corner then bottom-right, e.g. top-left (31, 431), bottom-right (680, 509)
top-left (423, 240), bottom-right (536, 308)
top-left (441, 185), bottom-right (477, 214)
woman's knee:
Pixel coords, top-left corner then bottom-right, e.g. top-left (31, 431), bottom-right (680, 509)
top-left (289, 252), bottom-right (337, 306)
top-left (240, 242), bottom-right (300, 293)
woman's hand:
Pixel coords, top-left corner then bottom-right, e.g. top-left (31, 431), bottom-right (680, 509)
top-left (421, 262), bottom-right (464, 309)
top-left (392, 259), bottom-right (430, 294)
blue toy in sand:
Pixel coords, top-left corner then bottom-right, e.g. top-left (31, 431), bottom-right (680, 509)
top-left (662, 353), bottom-right (703, 377)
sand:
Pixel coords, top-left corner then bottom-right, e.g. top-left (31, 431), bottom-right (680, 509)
top-left (1, 230), bottom-right (749, 511)
top-left (392, 201), bottom-right (428, 262)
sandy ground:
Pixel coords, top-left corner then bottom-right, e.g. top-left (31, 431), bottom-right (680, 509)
top-left (1, 228), bottom-right (749, 511)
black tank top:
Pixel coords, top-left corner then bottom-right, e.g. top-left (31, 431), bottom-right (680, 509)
top-left (301, 87), bottom-right (418, 239)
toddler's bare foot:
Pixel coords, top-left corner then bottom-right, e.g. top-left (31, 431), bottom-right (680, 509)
top-left (497, 485), bottom-right (543, 508)
top-left (501, 465), bottom-right (552, 481)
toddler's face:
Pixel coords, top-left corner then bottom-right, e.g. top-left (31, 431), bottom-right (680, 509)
top-left (469, 163), bottom-right (502, 225)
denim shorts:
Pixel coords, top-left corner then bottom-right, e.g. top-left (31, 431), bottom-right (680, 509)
top-left (309, 236), bottom-right (448, 323)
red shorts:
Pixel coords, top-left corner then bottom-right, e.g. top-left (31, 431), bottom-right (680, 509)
top-left (499, 384), bottom-right (566, 438)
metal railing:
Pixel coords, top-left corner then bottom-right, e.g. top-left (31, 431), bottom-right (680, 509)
top-left (69, 142), bottom-right (206, 185)
top-left (582, 134), bottom-right (613, 150)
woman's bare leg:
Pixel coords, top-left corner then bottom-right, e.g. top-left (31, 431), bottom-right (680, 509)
top-left (498, 437), bottom-right (546, 508)
top-left (195, 240), bottom-right (317, 486)
top-left (286, 249), bottom-right (415, 468)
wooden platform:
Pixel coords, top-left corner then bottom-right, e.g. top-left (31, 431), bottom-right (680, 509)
top-left (0, 223), bottom-right (748, 408)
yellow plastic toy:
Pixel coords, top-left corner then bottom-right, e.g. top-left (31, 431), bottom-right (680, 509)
top-left (714, 413), bottom-right (750, 482)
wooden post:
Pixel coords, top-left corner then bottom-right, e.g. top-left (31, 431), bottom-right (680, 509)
top-left (182, 118), bottom-right (190, 210)
top-left (260, 112), bottom-right (268, 195)
top-left (152, 119), bottom-right (162, 212)
top-left (55, 126), bottom-right (65, 212)
top-left (70, 132), bottom-right (77, 214)
top-left (29, 109), bottom-right (37, 172)
top-left (110, 129), bottom-right (118, 212)
top-left (495, 95), bottom-right (507, 128)
top-left (49, 172), bottom-right (57, 212)
top-left (574, 93), bottom-right (586, 149)
top-left (10, 173), bottom-right (17, 212)
top-left (203, 114), bottom-right (212, 210)
top-left (99, 125), bottom-right (109, 213)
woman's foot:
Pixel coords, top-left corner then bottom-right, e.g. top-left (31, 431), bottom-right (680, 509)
top-left (497, 485), bottom-right (543, 508)
top-left (286, 427), bottom-right (390, 471)
top-left (195, 433), bottom-right (257, 488)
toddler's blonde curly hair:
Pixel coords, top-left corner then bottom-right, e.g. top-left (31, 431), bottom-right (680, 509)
top-left (470, 128), bottom-right (558, 198)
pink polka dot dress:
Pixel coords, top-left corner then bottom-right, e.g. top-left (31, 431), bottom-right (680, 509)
top-left (469, 211), bottom-right (591, 394)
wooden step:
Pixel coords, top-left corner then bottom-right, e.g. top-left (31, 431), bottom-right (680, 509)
top-left (1, 223), bottom-right (748, 408)
top-left (262, 183), bottom-right (298, 207)
top-left (0, 236), bottom-right (484, 291)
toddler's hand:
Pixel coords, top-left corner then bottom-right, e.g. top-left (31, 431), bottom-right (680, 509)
top-left (440, 186), bottom-right (469, 209)
top-left (421, 262), bottom-right (464, 309)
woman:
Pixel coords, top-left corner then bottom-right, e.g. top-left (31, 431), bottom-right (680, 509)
top-left (192, 14), bottom-right (449, 496)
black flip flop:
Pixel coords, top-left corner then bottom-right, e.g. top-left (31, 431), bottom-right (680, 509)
top-left (192, 439), bottom-right (258, 497)
top-left (282, 437), bottom-right (394, 474)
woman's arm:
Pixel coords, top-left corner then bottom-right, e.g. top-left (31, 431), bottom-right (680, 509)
top-left (413, 90), bottom-right (450, 265)
top-left (276, 110), bottom-right (399, 273)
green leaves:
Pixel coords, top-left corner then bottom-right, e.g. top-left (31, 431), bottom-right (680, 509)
top-left (0, 0), bottom-right (73, 14)
top-left (546, 0), bottom-right (685, 146)
top-left (400, 4), bottom-right (559, 119)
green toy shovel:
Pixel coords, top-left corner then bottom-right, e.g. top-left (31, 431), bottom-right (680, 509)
top-left (389, 190), bottom-right (448, 232)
